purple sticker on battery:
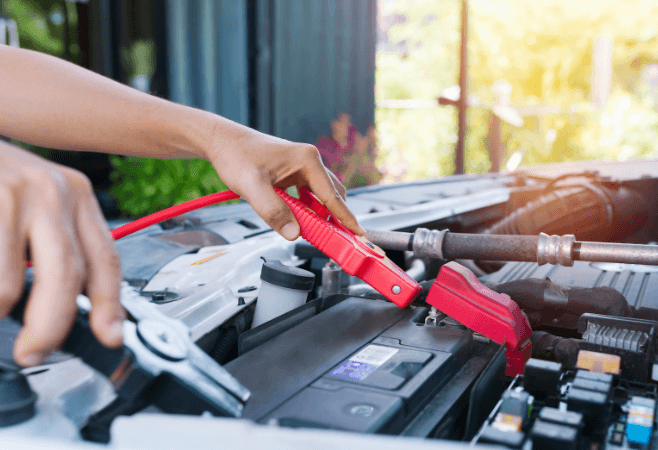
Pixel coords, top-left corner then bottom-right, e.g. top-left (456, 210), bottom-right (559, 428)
top-left (331, 360), bottom-right (378, 380)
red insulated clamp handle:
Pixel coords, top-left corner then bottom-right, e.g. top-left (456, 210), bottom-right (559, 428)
top-left (426, 261), bottom-right (532, 376)
top-left (276, 187), bottom-right (422, 308)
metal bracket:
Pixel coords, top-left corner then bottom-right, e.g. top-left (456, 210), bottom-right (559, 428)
top-left (537, 233), bottom-right (575, 266)
top-left (0, 19), bottom-right (19, 47)
top-left (412, 228), bottom-right (448, 259)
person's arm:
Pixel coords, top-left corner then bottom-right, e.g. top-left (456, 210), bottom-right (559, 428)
top-left (0, 45), bottom-right (364, 367)
top-left (0, 44), bottom-right (363, 240)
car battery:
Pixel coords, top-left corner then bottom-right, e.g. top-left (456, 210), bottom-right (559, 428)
top-left (225, 297), bottom-right (500, 434)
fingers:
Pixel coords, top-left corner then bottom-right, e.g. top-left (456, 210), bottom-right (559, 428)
top-left (301, 149), bottom-right (365, 236)
top-left (207, 131), bottom-right (363, 238)
top-left (14, 207), bottom-right (83, 366)
top-left (74, 179), bottom-right (124, 349)
top-left (241, 176), bottom-right (300, 241)
top-left (2, 148), bottom-right (123, 367)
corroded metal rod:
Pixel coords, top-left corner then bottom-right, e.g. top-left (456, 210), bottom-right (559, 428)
top-left (366, 228), bottom-right (658, 267)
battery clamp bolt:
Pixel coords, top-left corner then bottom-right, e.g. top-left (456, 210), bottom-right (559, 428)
top-left (425, 307), bottom-right (442, 326)
top-left (137, 320), bottom-right (187, 361)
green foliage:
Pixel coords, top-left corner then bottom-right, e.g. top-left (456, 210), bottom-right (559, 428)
top-left (110, 157), bottom-right (233, 217)
top-left (2, 0), bottom-right (81, 157)
top-left (316, 113), bottom-right (382, 188)
top-left (2, 0), bottom-right (78, 58)
top-left (581, 91), bottom-right (658, 161)
top-left (375, 107), bottom-right (456, 180)
top-left (376, 0), bottom-right (658, 179)
top-left (122, 39), bottom-right (156, 79)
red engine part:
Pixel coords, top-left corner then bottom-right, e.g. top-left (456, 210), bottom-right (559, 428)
top-left (426, 261), bottom-right (532, 376)
top-left (277, 187), bottom-right (422, 308)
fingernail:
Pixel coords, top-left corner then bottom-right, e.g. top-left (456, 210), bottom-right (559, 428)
top-left (281, 222), bottom-right (300, 241)
top-left (22, 353), bottom-right (43, 367)
top-left (109, 321), bottom-right (124, 340)
top-left (357, 224), bottom-right (367, 235)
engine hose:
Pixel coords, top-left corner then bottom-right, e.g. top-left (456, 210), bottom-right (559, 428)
top-left (210, 327), bottom-right (239, 365)
top-left (531, 331), bottom-right (580, 369)
top-left (484, 183), bottom-right (648, 243)
top-left (484, 278), bottom-right (632, 329)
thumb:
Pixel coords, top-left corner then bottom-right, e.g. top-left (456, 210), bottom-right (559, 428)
top-left (241, 179), bottom-right (300, 241)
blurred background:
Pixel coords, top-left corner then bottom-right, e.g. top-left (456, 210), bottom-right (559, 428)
top-left (376, 0), bottom-right (658, 182)
top-left (2, 0), bottom-right (657, 218)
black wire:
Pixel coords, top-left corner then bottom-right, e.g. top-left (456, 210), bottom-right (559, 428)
top-left (210, 327), bottom-right (238, 365)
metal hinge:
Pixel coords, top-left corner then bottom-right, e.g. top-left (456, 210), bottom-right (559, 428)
top-left (0, 18), bottom-right (19, 47)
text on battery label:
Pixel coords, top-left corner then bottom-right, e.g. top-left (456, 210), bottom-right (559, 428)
top-left (350, 345), bottom-right (399, 366)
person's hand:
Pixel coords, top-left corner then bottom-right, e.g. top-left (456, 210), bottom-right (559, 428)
top-left (0, 46), bottom-right (363, 243)
top-left (0, 143), bottom-right (124, 367)
top-left (206, 126), bottom-right (365, 240)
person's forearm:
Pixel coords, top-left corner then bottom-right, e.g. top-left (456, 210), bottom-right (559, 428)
top-left (0, 45), bottom-right (365, 242)
top-left (0, 45), bottom-right (240, 159)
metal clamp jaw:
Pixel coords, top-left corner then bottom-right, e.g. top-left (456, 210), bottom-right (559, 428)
top-left (114, 284), bottom-right (250, 416)
top-left (277, 188), bottom-right (422, 308)
top-left (11, 281), bottom-right (250, 418)
top-left (425, 261), bottom-right (532, 376)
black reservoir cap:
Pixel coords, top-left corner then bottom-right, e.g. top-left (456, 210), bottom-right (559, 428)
top-left (575, 370), bottom-right (613, 384)
top-left (524, 358), bottom-right (562, 399)
top-left (0, 370), bottom-right (37, 427)
top-left (260, 259), bottom-right (315, 291)
top-left (567, 387), bottom-right (608, 431)
top-left (567, 387), bottom-right (607, 410)
top-left (499, 390), bottom-right (532, 419)
top-left (572, 377), bottom-right (611, 394)
top-left (479, 425), bottom-right (525, 448)
top-left (538, 407), bottom-right (583, 428)
top-left (531, 420), bottom-right (579, 450)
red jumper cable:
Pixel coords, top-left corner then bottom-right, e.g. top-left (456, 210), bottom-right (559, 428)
top-left (27, 189), bottom-right (533, 375)
top-left (28, 188), bottom-right (422, 308)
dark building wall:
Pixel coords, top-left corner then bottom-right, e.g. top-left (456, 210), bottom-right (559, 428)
top-left (254, 0), bottom-right (377, 142)
top-left (3, 0), bottom-right (376, 152)
top-left (163, 0), bottom-right (376, 144)
top-left (165, 0), bottom-right (250, 126)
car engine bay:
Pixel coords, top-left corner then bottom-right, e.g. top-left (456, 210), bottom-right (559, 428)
top-left (3, 160), bottom-right (658, 449)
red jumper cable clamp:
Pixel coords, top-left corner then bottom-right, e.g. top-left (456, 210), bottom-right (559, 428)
top-left (276, 187), bottom-right (422, 308)
top-left (425, 261), bottom-right (532, 376)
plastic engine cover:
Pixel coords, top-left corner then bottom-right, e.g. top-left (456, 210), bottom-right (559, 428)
top-left (225, 297), bottom-right (489, 434)
top-left (483, 260), bottom-right (658, 310)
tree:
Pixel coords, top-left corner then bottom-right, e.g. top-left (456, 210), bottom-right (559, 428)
top-left (376, 0), bottom-right (658, 179)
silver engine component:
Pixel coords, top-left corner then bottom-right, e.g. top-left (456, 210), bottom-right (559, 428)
top-left (536, 233), bottom-right (576, 266)
top-left (582, 323), bottom-right (650, 353)
top-left (4, 167), bottom-right (658, 448)
top-left (368, 228), bottom-right (658, 268)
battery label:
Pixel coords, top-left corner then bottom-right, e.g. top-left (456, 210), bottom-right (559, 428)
top-left (351, 345), bottom-right (399, 365)
top-left (331, 345), bottom-right (398, 381)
